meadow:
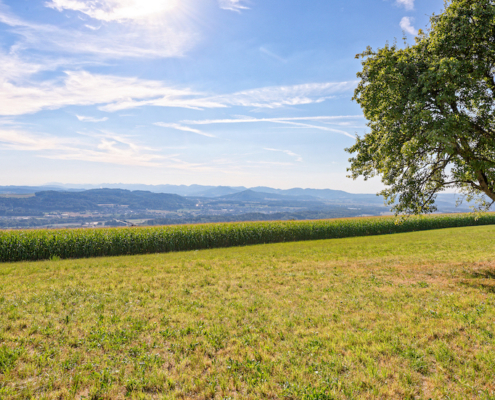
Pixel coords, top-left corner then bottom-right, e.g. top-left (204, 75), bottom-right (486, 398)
top-left (0, 225), bottom-right (494, 399)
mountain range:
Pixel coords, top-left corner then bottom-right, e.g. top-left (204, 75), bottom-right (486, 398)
top-left (0, 183), bottom-right (470, 207)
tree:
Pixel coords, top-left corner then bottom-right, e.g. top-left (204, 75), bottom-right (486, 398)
top-left (347, 0), bottom-right (495, 215)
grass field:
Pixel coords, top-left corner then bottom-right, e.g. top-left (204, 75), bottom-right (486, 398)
top-left (1, 226), bottom-right (494, 399)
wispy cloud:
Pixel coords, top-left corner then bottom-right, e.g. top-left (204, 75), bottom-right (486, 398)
top-left (400, 16), bottom-right (418, 35)
top-left (182, 116), bottom-right (363, 124)
top-left (396, 0), bottom-right (414, 11)
top-left (209, 82), bottom-right (356, 109)
top-left (260, 47), bottom-right (287, 63)
top-left (218, 0), bottom-right (249, 12)
top-left (264, 147), bottom-right (303, 162)
top-left (0, 128), bottom-right (164, 167)
top-left (0, 51), bottom-right (72, 84)
top-left (0, 67), bottom-right (204, 116)
top-left (0, 34), bottom-right (357, 117)
top-left (0, 4), bottom-right (194, 59)
top-left (101, 97), bottom-right (225, 112)
top-left (76, 115), bottom-right (109, 123)
top-left (84, 24), bottom-right (101, 30)
top-left (45, 0), bottom-right (179, 23)
top-left (180, 115), bottom-right (360, 138)
top-left (1, 64), bottom-right (352, 116)
top-left (0, 117), bottom-right (22, 126)
top-left (154, 122), bottom-right (216, 138)
top-left (102, 81), bottom-right (358, 112)
top-left (0, 129), bottom-right (65, 152)
top-left (248, 161), bottom-right (294, 166)
top-left (272, 120), bottom-right (354, 138)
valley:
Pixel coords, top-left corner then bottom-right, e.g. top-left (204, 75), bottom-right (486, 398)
top-left (0, 185), bottom-right (473, 229)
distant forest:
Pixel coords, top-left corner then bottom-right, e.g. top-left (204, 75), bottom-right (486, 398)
top-left (0, 189), bottom-right (194, 216)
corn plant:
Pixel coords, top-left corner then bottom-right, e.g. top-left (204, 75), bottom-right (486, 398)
top-left (1, 213), bottom-right (494, 262)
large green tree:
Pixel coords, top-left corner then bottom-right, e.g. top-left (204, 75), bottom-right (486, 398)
top-left (347, 0), bottom-right (495, 215)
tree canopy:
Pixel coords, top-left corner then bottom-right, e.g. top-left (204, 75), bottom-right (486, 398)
top-left (347, 0), bottom-right (495, 215)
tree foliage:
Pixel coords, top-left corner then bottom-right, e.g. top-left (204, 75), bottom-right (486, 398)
top-left (347, 0), bottom-right (495, 215)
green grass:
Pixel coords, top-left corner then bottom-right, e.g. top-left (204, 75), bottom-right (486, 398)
top-left (0, 225), bottom-right (494, 399)
top-left (2, 213), bottom-right (495, 262)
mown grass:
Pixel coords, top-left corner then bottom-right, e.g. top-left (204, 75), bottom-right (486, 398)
top-left (1, 225), bottom-right (494, 399)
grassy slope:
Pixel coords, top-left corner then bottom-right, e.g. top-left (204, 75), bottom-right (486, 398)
top-left (0, 226), bottom-right (494, 399)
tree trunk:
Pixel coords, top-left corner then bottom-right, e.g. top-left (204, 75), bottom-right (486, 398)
top-left (476, 170), bottom-right (495, 202)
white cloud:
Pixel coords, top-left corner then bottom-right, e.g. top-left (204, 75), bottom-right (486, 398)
top-left (0, 51), bottom-right (74, 85)
top-left (218, 0), bottom-right (249, 12)
top-left (102, 81), bottom-right (358, 112)
top-left (0, 67), bottom-right (203, 116)
top-left (45, 0), bottom-right (179, 23)
top-left (180, 115), bottom-right (360, 138)
top-left (0, 117), bottom-right (22, 126)
top-left (248, 161), bottom-right (294, 166)
top-left (0, 49), bottom-right (358, 117)
top-left (76, 115), bottom-right (109, 122)
top-left (154, 122), bottom-right (216, 138)
top-left (264, 147), bottom-right (303, 162)
top-left (84, 24), bottom-right (101, 30)
top-left (0, 129), bottom-right (64, 152)
top-left (260, 47), bottom-right (287, 63)
top-left (400, 16), bottom-right (418, 35)
top-left (0, 129), bottom-right (164, 167)
top-left (0, 53), bottom-right (45, 82)
top-left (396, 0), bottom-right (414, 11)
top-left (272, 120), bottom-right (354, 138)
top-left (183, 115), bottom-right (362, 124)
top-left (101, 97), bottom-right (226, 112)
top-left (0, 4), bottom-right (193, 59)
top-left (209, 82), bottom-right (356, 109)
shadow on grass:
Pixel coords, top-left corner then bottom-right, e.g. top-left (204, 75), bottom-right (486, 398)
top-left (469, 269), bottom-right (495, 279)
top-left (471, 283), bottom-right (495, 294)
top-left (460, 280), bottom-right (495, 295)
top-left (458, 266), bottom-right (495, 293)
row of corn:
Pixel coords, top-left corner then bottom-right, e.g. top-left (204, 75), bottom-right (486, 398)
top-left (1, 213), bottom-right (494, 262)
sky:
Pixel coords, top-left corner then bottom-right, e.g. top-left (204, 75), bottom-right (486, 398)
top-left (0, 0), bottom-right (445, 192)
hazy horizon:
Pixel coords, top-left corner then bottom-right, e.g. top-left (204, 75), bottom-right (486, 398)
top-left (0, 181), bottom-right (462, 196)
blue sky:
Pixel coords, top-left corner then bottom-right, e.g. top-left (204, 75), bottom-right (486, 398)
top-left (0, 0), bottom-right (444, 192)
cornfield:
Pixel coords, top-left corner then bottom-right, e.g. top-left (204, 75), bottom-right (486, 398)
top-left (1, 213), bottom-right (494, 262)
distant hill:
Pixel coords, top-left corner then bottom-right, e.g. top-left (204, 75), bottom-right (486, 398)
top-left (42, 183), bottom-right (248, 197)
top-left (39, 183), bottom-right (374, 201)
top-left (218, 189), bottom-right (319, 202)
top-left (0, 189), bottom-right (195, 216)
top-left (0, 185), bottom-right (83, 195)
top-left (249, 186), bottom-right (347, 199)
top-left (247, 187), bottom-right (384, 203)
top-left (192, 186), bottom-right (244, 198)
top-left (1, 183), bottom-right (475, 209)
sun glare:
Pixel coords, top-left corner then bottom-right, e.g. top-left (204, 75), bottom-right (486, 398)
top-left (46, 0), bottom-right (182, 22)
top-left (108, 0), bottom-right (179, 21)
